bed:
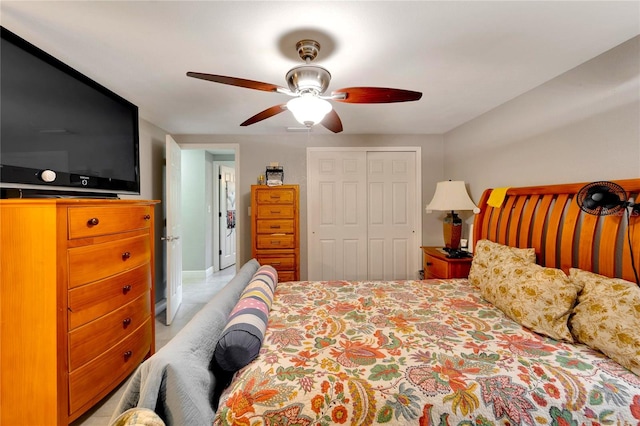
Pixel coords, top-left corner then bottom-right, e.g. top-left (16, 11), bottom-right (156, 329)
top-left (212, 179), bottom-right (640, 426)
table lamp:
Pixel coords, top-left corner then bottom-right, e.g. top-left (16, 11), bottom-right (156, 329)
top-left (425, 180), bottom-right (480, 250)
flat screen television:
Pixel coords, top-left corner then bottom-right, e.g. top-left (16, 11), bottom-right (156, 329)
top-left (1, 26), bottom-right (140, 198)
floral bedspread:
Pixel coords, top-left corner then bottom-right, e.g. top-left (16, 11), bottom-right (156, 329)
top-left (214, 279), bottom-right (640, 426)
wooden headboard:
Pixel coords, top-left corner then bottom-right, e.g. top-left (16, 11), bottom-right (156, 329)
top-left (473, 178), bottom-right (640, 282)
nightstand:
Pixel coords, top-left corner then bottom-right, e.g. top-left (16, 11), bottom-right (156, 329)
top-left (421, 246), bottom-right (473, 279)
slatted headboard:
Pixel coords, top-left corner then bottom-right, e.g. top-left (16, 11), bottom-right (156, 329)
top-left (473, 178), bottom-right (640, 282)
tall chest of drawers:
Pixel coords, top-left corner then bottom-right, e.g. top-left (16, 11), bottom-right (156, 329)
top-left (0, 199), bottom-right (158, 425)
top-left (251, 185), bottom-right (299, 281)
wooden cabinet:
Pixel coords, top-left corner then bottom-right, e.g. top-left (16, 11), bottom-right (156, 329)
top-left (421, 246), bottom-right (473, 279)
top-left (251, 185), bottom-right (299, 281)
top-left (0, 199), bottom-right (158, 425)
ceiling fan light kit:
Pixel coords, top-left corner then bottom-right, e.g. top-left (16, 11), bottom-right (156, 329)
top-left (187, 39), bottom-right (422, 132)
top-left (287, 94), bottom-right (332, 127)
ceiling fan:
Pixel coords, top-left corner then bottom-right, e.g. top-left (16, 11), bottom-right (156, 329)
top-left (187, 39), bottom-right (422, 133)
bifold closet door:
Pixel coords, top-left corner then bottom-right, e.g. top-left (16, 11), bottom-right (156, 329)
top-left (366, 151), bottom-right (417, 280)
top-left (308, 149), bottom-right (417, 281)
top-left (308, 151), bottom-right (368, 281)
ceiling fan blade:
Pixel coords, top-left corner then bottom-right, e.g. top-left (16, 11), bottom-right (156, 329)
top-left (240, 104), bottom-right (287, 126)
top-left (331, 87), bottom-right (422, 104)
top-left (320, 109), bottom-right (343, 133)
top-left (187, 72), bottom-right (285, 93)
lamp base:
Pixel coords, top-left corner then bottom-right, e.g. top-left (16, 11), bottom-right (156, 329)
top-left (443, 211), bottom-right (462, 249)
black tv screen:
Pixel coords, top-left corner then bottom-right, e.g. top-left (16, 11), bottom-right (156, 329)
top-left (1, 26), bottom-right (140, 197)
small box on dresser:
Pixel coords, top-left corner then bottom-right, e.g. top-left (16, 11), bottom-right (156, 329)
top-left (251, 185), bottom-right (300, 281)
top-left (421, 246), bottom-right (473, 279)
top-left (0, 199), bottom-right (158, 425)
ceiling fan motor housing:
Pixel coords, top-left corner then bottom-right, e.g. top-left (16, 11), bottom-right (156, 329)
top-left (286, 65), bottom-right (331, 94)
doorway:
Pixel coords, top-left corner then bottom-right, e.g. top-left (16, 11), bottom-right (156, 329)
top-left (217, 163), bottom-right (237, 269)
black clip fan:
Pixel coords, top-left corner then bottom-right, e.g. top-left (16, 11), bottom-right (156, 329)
top-left (576, 181), bottom-right (639, 285)
top-left (576, 181), bottom-right (634, 216)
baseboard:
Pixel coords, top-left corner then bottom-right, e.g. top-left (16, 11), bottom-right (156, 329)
top-left (183, 267), bottom-right (216, 282)
top-left (155, 298), bottom-right (167, 314)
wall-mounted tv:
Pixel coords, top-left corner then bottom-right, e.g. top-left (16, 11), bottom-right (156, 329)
top-left (1, 26), bottom-right (140, 198)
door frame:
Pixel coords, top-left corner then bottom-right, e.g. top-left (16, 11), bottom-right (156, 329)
top-left (178, 143), bottom-right (241, 273)
top-left (306, 146), bottom-right (422, 279)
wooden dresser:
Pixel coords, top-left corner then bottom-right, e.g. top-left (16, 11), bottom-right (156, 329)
top-left (0, 199), bottom-right (158, 425)
top-left (251, 185), bottom-right (299, 281)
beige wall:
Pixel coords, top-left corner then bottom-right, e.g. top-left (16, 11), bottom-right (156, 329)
top-left (444, 36), bottom-right (640, 205)
top-left (174, 133), bottom-right (444, 279)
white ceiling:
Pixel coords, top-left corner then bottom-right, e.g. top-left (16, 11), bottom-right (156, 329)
top-left (2, 1), bottom-right (638, 135)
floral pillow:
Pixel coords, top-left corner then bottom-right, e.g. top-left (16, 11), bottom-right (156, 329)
top-left (480, 256), bottom-right (583, 342)
top-left (569, 268), bottom-right (640, 376)
top-left (468, 239), bottom-right (537, 288)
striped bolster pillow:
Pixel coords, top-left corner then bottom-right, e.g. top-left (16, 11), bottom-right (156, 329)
top-left (214, 265), bottom-right (278, 372)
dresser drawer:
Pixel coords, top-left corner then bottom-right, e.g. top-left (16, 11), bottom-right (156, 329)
top-left (255, 254), bottom-right (295, 271)
top-left (256, 219), bottom-right (295, 234)
top-left (68, 264), bottom-right (150, 330)
top-left (68, 206), bottom-right (152, 239)
top-left (278, 271), bottom-right (296, 282)
top-left (256, 188), bottom-right (296, 204)
top-left (425, 254), bottom-right (448, 279)
top-left (256, 205), bottom-right (294, 219)
top-left (69, 319), bottom-right (152, 415)
top-left (257, 234), bottom-right (294, 249)
top-left (69, 293), bottom-right (150, 371)
top-left (68, 234), bottom-right (150, 288)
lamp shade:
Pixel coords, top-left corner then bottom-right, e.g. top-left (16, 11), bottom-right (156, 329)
top-left (286, 94), bottom-right (332, 127)
top-left (425, 180), bottom-right (480, 213)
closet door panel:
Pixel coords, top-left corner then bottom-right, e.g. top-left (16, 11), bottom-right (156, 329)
top-left (308, 149), bottom-right (419, 281)
top-left (367, 151), bottom-right (417, 280)
top-left (308, 151), bottom-right (367, 281)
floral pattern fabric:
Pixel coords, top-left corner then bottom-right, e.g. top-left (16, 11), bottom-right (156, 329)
top-left (214, 279), bottom-right (640, 426)
top-left (479, 257), bottom-right (583, 342)
top-left (468, 240), bottom-right (537, 288)
top-left (570, 268), bottom-right (640, 376)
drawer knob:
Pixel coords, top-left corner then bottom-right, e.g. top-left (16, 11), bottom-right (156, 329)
top-left (123, 317), bottom-right (132, 327)
top-left (87, 217), bottom-right (99, 226)
top-left (143, 214), bottom-right (151, 220)
top-left (270, 225), bottom-right (281, 229)
top-left (122, 252), bottom-right (131, 260)
top-left (124, 351), bottom-right (133, 361)
top-left (122, 285), bottom-right (132, 293)
top-left (426, 262), bottom-right (433, 266)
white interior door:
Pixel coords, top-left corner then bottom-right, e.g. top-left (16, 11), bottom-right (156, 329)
top-left (308, 148), bottom-right (420, 281)
top-left (165, 135), bottom-right (182, 325)
top-left (367, 151), bottom-right (417, 280)
top-left (219, 165), bottom-right (236, 269)
top-left (308, 151), bottom-right (368, 280)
